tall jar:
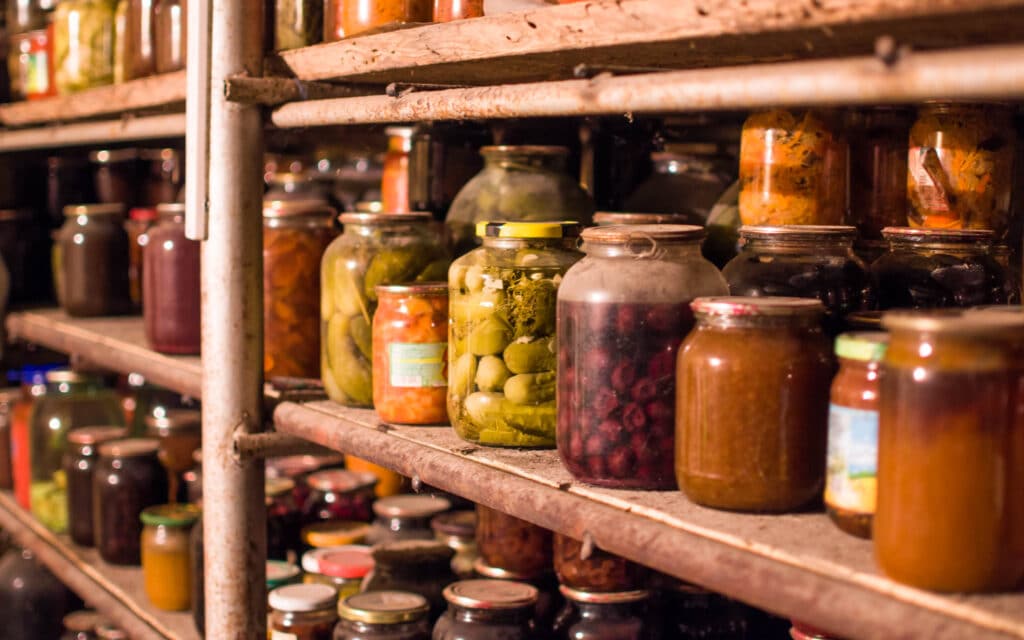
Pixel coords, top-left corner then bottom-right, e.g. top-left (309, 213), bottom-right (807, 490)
top-left (722, 225), bottom-right (874, 335)
top-left (144, 409), bottom-right (200, 502)
top-left (320, 212), bottom-right (448, 408)
top-left (93, 437), bottom-right (168, 565)
top-left (324, 0), bottom-right (430, 40)
top-left (124, 206), bottom-right (157, 309)
top-left (63, 426), bottom-right (128, 547)
top-left (53, 0), bottom-right (116, 94)
top-left (622, 145), bottom-right (734, 224)
top-left (448, 222), bottom-right (582, 447)
top-left (264, 198), bottom-right (337, 379)
top-left (58, 203), bottom-right (131, 316)
top-left (556, 225), bottom-right (727, 488)
top-left (302, 469), bottom-right (378, 524)
top-left (676, 297), bottom-right (833, 512)
top-left (90, 148), bottom-right (139, 205)
top-left (907, 102), bottom-right (1016, 237)
top-left (382, 127), bottom-right (413, 214)
top-left (140, 503), bottom-right (200, 611)
top-left (275, 0), bottom-right (322, 50)
top-left (739, 109), bottom-right (848, 226)
top-left (334, 591), bottom-right (432, 640)
top-left (143, 203), bottom-right (201, 354)
top-left (0, 549), bottom-right (74, 640)
top-left (552, 587), bottom-right (652, 640)
top-left (433, 579), bottom-right (537, 640)
top-left (124, 0), bottom-right (155, 80)
top-left (845, 107), bottom-right (911, 239)
top-left (475, 505), bottom-right (551, 577)
top-left (152, 0), bottom-right (185, 73)
top-left (446, 147), bottom-right (595, 255)
top-left (875, 311), bottom-right (1024, 592)
top-left (269, 583), bottom-right (339, 640)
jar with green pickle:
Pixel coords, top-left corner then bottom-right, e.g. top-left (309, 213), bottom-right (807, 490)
top-left (321, 212), bottom-right (449, 408)
top-left (448, 221), bottom-right (583, 448)
top-left (53, 0), bottom-right (117, 94)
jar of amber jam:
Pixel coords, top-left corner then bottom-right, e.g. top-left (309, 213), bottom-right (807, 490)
top-left (475, 505), bottom-right (552, 577)
top-left (875, 310), bottom-right (1024, 592)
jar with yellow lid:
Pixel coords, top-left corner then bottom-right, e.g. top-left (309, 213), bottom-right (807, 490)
top-left (301, 520), bottom-right (371, 551)
top-left (140, 503), bottom-right (200, 611)
top-left (334, 591), bottom-right (431, 640)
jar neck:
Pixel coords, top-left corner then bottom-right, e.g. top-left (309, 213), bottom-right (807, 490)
top-left (742, 236), bottom-right (853, 255)
top-left (695, 313), bottom-right (823, 331)
top-left (451, 605), bottom-right (533, 625)
top-left (481, 237), bottom-right (577, 251)
top-left (885, 328), bottom-right (1020, 371)
top-left (575, 600), bottom-right (646, 620)
top-left (582, 239), bottom-right (703, 260)
top-left (345, 221), bottom-right (430, 238)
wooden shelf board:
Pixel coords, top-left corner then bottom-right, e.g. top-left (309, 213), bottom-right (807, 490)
top-left (275, 400), bottom-right (1024, 640)
top-left (0, 492), bottom-right (199, 640)
top-left (0, 113), bottom-right (186, 152)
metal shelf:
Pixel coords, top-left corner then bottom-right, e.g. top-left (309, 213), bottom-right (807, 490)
top-left (274, 400), bottom-right (1024, 640)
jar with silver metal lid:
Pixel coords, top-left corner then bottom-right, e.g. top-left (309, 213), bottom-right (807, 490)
top-left (367, 494), bottom-right (452, 544)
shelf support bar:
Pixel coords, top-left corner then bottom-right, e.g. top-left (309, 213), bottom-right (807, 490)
top-left (233, 430), bottom-right (336, 462)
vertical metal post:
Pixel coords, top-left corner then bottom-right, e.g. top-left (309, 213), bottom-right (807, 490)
top-left (199, 0), bottom-right (266, 637)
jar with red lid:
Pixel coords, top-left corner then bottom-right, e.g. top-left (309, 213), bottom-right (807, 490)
top-left (63, 426), bottom-right (128, 547)
top-left (382, 127), bottom-right (413, 213)
top-left (93, 437), bottom-right (168, 565)
top-left (302, 545), bottom-right (374, 599)
top-left (302, 469), bottom-right (378, 524)
top-left (432, 0), bottom-right (481, 22)
top-left (143, 203), bottom-right (201, 354)
top-left (269, 583), bottom-right (339, 640)
top-left (324, 0), bottom-right (430, 41)
top-left (124, 206), bottom-right (158, 309)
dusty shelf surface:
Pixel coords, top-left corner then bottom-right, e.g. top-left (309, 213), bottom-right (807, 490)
top-left (0, 492), bottom-right (199, 640)
top-left (275, 400), bottom-right (1024, 640)
top-left (0, 113), bottom-right (186, 152)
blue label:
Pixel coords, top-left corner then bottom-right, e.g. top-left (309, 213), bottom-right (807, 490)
top-left (825, 403), bottom-right (878, 512)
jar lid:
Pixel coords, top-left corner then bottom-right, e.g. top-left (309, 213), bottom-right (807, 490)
top-left (302, 520), bottom-right (371, 548)
top-left (45, 370), bottom-right (100, 384)
top-left (265, 477), bottom-right (295, 498)
top-left (558, 585), bottom-right (651, 604)
top-left (739, 225), bottom-right (857, 241)
top-left (67, 426), bottom-right (128, 446)
top-left (63, 203), bottom-right (126, 217)
top-left (581, 223), bottom-right (705, 245)
top-left (98, 437), bottom-right (160, 458)
top-left (373, 540), bottom-right (454, 566)
top-left (156, 202), bottom-right (186, 216)
top-left (376, 282), bottom-right (449, 297)
top-left (385, 126), bottom-right (415, 138)
top-left (338, 591), bottom-right (430, 624)
top-left (592, 212), bottom-right (698, 226)
top-left (89, 148), bottom-right (139, 164)
top-left (431, 510), bottom-right (476, 538)
top-left (339, 212), bottom-right (432, 225)
top-left (882, 309), bottom-right (1024, 334)
top-left (881, 226), bottom-right (994, 243)
top-left (129, 207), bottom-right (159, 222)
top-left (95, 623), bottom-right (130, 640)
top-left (372, 494), bottom-right (452, 519)
top-left (140, 503), bottom-right (201, 527)
top-left (480, 145), bottom-right (569, 157)
top-left (834, 332), bottom-right (889, 362)
top-left (268, 583), bottom-right (338, 613)
top-left (62, 610), bottom-right (103, 632)
top-left (266, 560), bottom-right (302, 589)
top-left (262, 199), bottom-right (336, 218)
top-left (301, 545), bottom-right (370, 573)
top-left (354, 201), bottom-right (384, 213)
top-left (473, 557), bottom-right (540, 581)
top-left (267, 454), bottom-right (344, 478)
top-left (969, 305), bottom-right (1024, 314)
top-left (308, 546), bottom-right (375, 579)
top-left (443, 579), bottom-right (539, 610)
top-left (844, 310), bottom-right (885, 330)
top-left (691, 296), bottom-right (825, 318)
top-left (477, 221), bottom-right (582, 239)
top-left (145, 409), bottom-right (201, 435)
top-left (306, 469), bottom-right (378, 493)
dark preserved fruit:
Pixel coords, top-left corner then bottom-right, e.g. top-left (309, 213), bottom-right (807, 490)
top-left (93, 438), bottom-right (168, 565)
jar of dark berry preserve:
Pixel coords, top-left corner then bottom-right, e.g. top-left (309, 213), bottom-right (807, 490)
top-left (433, 579), bottom-right (537, 640)
top-left (363, 540), bottom-right (458, 621)
top-left (302, 469), bottom-right (378, 524)
top-left (267, 477), bottom-right (302, 560)
top-left (57, 203), bottom-right (132, 317)
top-left (552, 586), bottom-right (653, 640)
top-left (334, 590), bottom-right (432, 640)
top-left (143, 203), bottom-right (201, 354)
top-left (367, 494), bottom-right (452, 544)
top-left (63, 426), bottom-right (128, 547)
top-left (93, 438), bottom-right (168, 565)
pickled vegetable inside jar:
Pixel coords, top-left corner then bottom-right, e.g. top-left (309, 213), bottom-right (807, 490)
top-left (140, 503), bottom-right (200, 611)
top-left (53, 0), bottom-right (116, 94)
top-left (448, 222), bottom-right (582, 448)
top-left (875, 311), bottom-right (1024, 592)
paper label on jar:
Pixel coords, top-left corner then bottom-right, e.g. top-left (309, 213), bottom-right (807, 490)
top-left (825, 403), bottom-right (878, 513)
top-left (270, 631), bottom-right (298, 640)
top-left (25, 51), bottom-right (49, 96)
top-left (389, 342), bottom-right (447, 388)
top-left (908, 145), bottom-right (951, 214)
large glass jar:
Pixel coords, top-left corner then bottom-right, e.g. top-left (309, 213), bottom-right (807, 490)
top-left (302, 546), bottom-right (374, 599)
top-left (676, 297), bottom-right (833, 512)
top-left (475, 505), bottom-right (551, 577)
top-left (845, 107), bottom-right (911, 239)
top-left (124, 206), bottom-right (157, 309)
top-left (6, 0), bottom-right (51, 35)
top-left (739, 109), bottom-right (848, 226)
top-left (138, 147), bottom-right (183, 206)
top-left (152, 0), bottom-right (185, 73)
top-left (53, 0), bottom-right (116, 94)
top-left (871, 227), bottom-right (1007, 310)
top-left (143, 203), bottom-right (201, 354)
top-left (144, 409), bottom-right (200, 502)
top-left (472, 558), bottom-right (561, 635)
top-left (63, 426), bottom-right (128, 546)
top-left (382, 127), bottom-right (413, 214)
top-left (62, 609), bottom-right (103, 640)
top-left (722, 225), bottom-right (874, 335)
top-left (124, 0), bottom-right (155, 80)
top-left (140, 503), bottom-right (199, 611)
top-left (556, 225), bottom-right (727, 488)
top-left (448, 222), bottom-right (582, 447)
top-left (93, 438), bottom-right (168, 565)
top-left (432, 511), bottom-right (477, 579)
top-left (446, 147), bottom-right (595, 256)
top-left (275, 0), bottom-right (322, 50)
top-left (269, 583), bottom-right (339, 640)
top-left (825, 332), bottom-right (887, 539)
top-left (334, 591), bottom-right (431, 640)
top-left (433, 579), bottom-right (537, 640)
top-left (875, 311), bottom-right (1024, 592)
top-left (552, 586), bottom-right (652, 640)
top-left (907, 102), bottom-right (1016, 237)
top-left (0, 549), bottom-right (74, 640)
top-left (264, 198), bottom-right (337, 379)
top-left (9, 27), bottom-right (57, 101)
top-left (57, 203), bottom-right (131, 317)
top-left (367, 494), bottom-right (451, 545)
top-left (302, 469), bottom-right (378, 524)
top-left (324, 0), bottom-right (430, 40)
top-left (622, 145), bottom-right (734, 225)
top-left (321, 212), bottom-right (448, 407)
top-left (552, 533), bottom-right (645, 593)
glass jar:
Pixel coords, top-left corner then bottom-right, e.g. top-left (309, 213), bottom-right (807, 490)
top-left (0, 391), bottom-right (15, 491)
top-left (739, 109), bottom-right (848, 226)
top-left (53, 0), bottom-right (116, 94)
top-left (124, 0), bottom-right (155, 80)
top-left (301, 521), bottom-right (371, 551)
top-left (303, 469), bottom-right (378, 524)
top-left (62, 609), bottom-right (103, 640)
top-left (871, 227), bottom-right (1007, 310)
top-left (269, 583), bottom-right (340, 640)
top-left (657, 581), bottom-right (751, 639)
top-left (0, 549), bottom-right (74, 640)
top-left (275, 0), bottom-right (322, 50)
top-left (324, 0), bottom-right (430, 41)
top-left (143, 203), bottom-right (201, 354)
top-left (676, 297), bottom-right (833, 512)
top-left (592, 212), bottom-right (698, 226)
top-left (0, 208), bottom-right (50, 305)
top-left (432, 0), bottom-right (482, 21)
top-left (446, 146), bottom-right (595, 256)
top-left (623, 145), bottom-right (734, 225)
top-left (124, 374), bottom-right (186, 436)
top-left (335, 591), bottom-right (431, 640)
top-left (12, 365), bottom-right (58, 510)
top-left (363, 540), bottom-right (458, 620)
top-left (845, 107), bottom-right (911, 239)
top-left (90, 148), bottom-right (139, 205)
top-left (183, 447), bottom-right (201, 502)
top-left (9, 27), bottom-right (57, 101)
top-left (448, 222), bottom-right (582, 447)
top-left (368, 494), bottom-right (451, 544)
top-left (556, 224), bottom-right (727, 488)
top-left (345, 455), bottom-right (405, 498)
top-left (433, 579), bottom-right (537, 640)
top-left (722, 225), bottom-right (874, 335)
top-left (138, 147), bottom-right (183, 206)
top-left (382, 127), bottom-right (413, 214)
top-left (321, 212), bottom-right (449, 407)
top-left (372, 283), bottom-right (449, 425)
top-left (907, 102), bottom-right (1016, 237)
top-left (57, 203), bottom-right (132, 317)
top-left (432, 510), bottom-right (477, 579)
top-left (29, 370), bottom-right (125, 533)
top-left (552, 533), bottom-right (644, 593)
top-left (824, 332), bottom-right (887, 539)
top-left (152, 0), bottom-right (185, 73)
top-left (992, 244), bottom-right (1022, 304)
top-left (63, 426), bottom-right (128, 546)
top-left (140, 503), bottom-right (200, 611)
top-left (408, 123), bottom-right (487, 219)
top-left (93, 437), bottom-right (168, 565)
top-left (552, 586), bottom-right (652, 640)
top-left (264, 199), bottom-right (337, 380)
top-left (95, 624), bottom-right (129, 640)
top-left (124, 206), bottom-right (157, 309)
top-left (875, 311), bottom-right (1024, 592)
top-left (144, 409), bottom-right (201, 502)
top-left (6, 0), bottom-right (51, 35)
top-left (472, 558), bottom-right (561, 634)
top-left (267, 477), bottom-right (301, 560)
top-left (190, 513), bottom-right (204, 632)
top-left (302, 546), bottom-right (374, 599)
top-left (269, 559), bottom-right (303, 590)
top-left (475, 505), bottom-right (551, 577)
top-left (113, 0), bottom-right (127, 83)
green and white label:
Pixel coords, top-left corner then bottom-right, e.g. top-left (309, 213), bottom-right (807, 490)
top-left (389, 342), bottom-right (447, 388)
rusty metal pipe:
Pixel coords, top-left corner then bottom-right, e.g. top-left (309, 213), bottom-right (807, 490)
top-left (233, 430), bottom-right (336, 461)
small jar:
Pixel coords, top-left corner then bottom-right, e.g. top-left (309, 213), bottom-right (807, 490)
top-left (876, 311), bottom-right (1024, 592)
top-left (432, 511), bottom-right (477, 579)
top-left (140, 503), bottom-right (200, 611)
top-left (907, 102), bottom-right (1016, 237)
top-left (302, 546), bottom-right (374, 599)
top-left (144, 409), bottom-right (201, 503)
top-left (433, 579), bottom-right (537, 640)
top-left (301, 520), bottom-right (371, 551)
top-left (93, 438), bottom-right (168, 565)
top-left (845, 107), bottom-right (911, 239)
top-left (57, 203), bottom-right (132, 317)
top-left (372, 283), bottom-right (449, 425)
top-left (824, 333), bottom-right (887, 539)
top-left (722, 225), bottom-right (873, 335)
top-left (363, 540), bottom-right (458, 620)
top-left (324, 0), bottom-right (430, 41)
top-left (368, 494), bottom-right (451, 544)
top-left (676, 297), bottom-right (833, 512)
top-left (53, 0), bottom-right (116, 93)
top-left (143, 203), bottom-right (201, 354)
top-left (334, 591), bottom-right (431, 640)
top-left (153, 0), bottom-right (186, 73)
top-left (432, 0), bottom-right (482, 21)
top-left (556, 225), bottom-right (727, 488)
top-left (63, 426), bottom-right (128, 547)
top-left (302, 469), bottom-right (378, 524)
top-left (267, 477), bottom-right (302, 560)
top-left (124, 206), bottom-right (158, 309)
top-left (269, 583), bottom-right (340, 640)
top-left (275, 0), bottom-right (323, 50)
top-left (9, 27), bottom-right (57, 101)
top-left (124, 0), bottom-right (155, 80)
top-left (268, 559), bottom-right (303, 590)
top-left (553, 586), bottom-right (652, 640)
top-left (382, 127), bottom-right (413, 214)
top-left (872, 227), bottom-right (1007, 310)
top-left (552, 533), bottom-right (645, 593)
top-left (62, 609), bottom-right (103, 640)
top-left (475, 505), bottom-right (552, 577)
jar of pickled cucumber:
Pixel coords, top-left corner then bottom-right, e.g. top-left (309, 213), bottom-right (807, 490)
top-left (320, 212), bottom-right (449, 408)
top-left (53, 0), bottom-right (116, 94)
top-left (448, 222), bottom-right (583, 447)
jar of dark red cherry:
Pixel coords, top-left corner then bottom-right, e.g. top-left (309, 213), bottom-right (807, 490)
top-left (556, 224), bottom-right (727, 489)
top-left (302, 469), bottom-right (378, 525)
top-left (143, 203), bottom-right (201, 354)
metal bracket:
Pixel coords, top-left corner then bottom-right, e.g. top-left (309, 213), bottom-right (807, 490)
top-left (224, 75), bottom-right (381, 105)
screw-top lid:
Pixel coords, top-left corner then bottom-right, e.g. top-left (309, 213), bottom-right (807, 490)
top-left (302, 520), bottom-right (370, 548)
top-left (67, 426), bottom-right (129, 446)
top-left (834, 332), bottom-right (889, 362)
top-left (882, 309), bottom-right (1024, 334)
top-left (265, 477), bottom-right (295, 498)
top-left (45, 370), bottom-right (100, 385)
top-left (581, 223), bottom-right (705, 245)
top-left (306, 469), bottom-right (378, 493)
top-left (307, 546), bottom-right (375, 579)
top-left (145, 409), bottom-right (201, 436)
top-left (338, 591), bottom-right (430, 624)
top-left (301, 545), bottom-right (367, 574)
top-left (140, 503), bottom-right (201, 527)
top-left (881, 226), bottom-right (994, 243)
top-left (339, 212), bottom-right (432, 225)
top-left (98, 437), bottom-right (160, 459)
top-left (691, 296), bottom-right (825, 318)
top-left (129, 207), bottom-right (159, 222)
top-left (376, 282), bottom-right (449, 297)
top-left (739, 225), bottom-right (857, 241)
top-left (558, 585), bottom-right (651, 604)
top-left (443, 579), bottom-right (538, 610)
top-left (372, 494), bottom-right (451, 519)
top-left (62, 610), bottom-right (103, 632)
top-left (268, 583), bottom-right (338, 613)
top-left (266, 560), bottom-right (302, 590)
top-left (593, 212), bottom-right (699, 226)
top-left (63, 203), bottom-right (126, 217)
top-left (480, 145), bottom-right (569, 157)
top-left (473, 557), bottom-right (540, 581)
top-left (262, 199), bottom-right (336, 218)
top-left (431, 510), bottom-right (476, 538)
top-left (477, 221), bottom-right (582, 239)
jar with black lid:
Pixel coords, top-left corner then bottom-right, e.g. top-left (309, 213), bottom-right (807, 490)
top-left (63, 426), bottom-right (128, 547)
top-left (334, 590), bottom-right (431, 640)
top-left (433, 579), bottom-right (538, 640)
top-left (552, 586), bottom-right (653, 640)
top-left (367, 494), bottom-right (451, 544)
top-left (57, 203), bottom-right (132, 317)
top-left (93, 438), bottom-right (168, 565)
